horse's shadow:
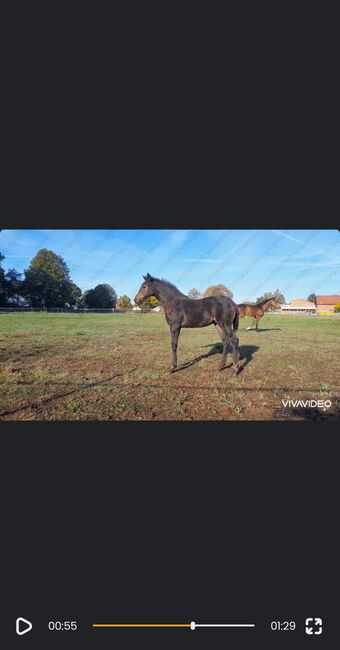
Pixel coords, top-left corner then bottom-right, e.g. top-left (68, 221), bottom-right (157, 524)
top-left (243, 327), bottom-right (281, 332)
top-left (173, 343), bottom-right (259, 373)
top-left (277, 406), bottom-right (340, 421)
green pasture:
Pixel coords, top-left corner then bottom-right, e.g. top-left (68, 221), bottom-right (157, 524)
top-left (0, 313), bottom-right (339, 420)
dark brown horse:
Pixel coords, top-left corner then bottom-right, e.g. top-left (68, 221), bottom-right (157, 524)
top-left (238, 297), bottom-right (278, 331)
top-left (135, 274), bottom-right (241, 374)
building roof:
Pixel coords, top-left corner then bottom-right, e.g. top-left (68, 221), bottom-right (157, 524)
top-left (290, 299), bottom-right (316, 308)
top-left (315, 295), bottom-right (340, 305)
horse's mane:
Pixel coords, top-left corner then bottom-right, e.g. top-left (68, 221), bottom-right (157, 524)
top-left (257, 296), bottom-right (275, 306)
top-left (238, 297), bottom-right (275, 308)
top-left (149, 276), bottom-right (186, 296)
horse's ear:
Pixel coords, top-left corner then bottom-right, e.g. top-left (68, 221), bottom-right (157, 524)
top-left (145, 273), bottom-right (152, 281)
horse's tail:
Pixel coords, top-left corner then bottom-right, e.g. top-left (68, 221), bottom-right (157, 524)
top-left (233, 307), bottom-right (239, 331)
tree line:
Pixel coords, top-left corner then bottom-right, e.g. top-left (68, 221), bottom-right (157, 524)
top-left (0, 249), bottom-right (114, 309)
top-left (0, 247), bottom-right (286, 310)
top-left (188, 285), bottom-right (286, 306)
top-left (0, 248), bottom-right (162, 310)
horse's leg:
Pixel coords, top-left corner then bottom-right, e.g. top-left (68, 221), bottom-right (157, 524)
top-left (245, 313), bottom-right (256, 330)
top-left (215, 323), bottom-right (229, 370)
top-left (214, 323), bottom-right (224, 339)
top-left (224, 324), bottom-right (240, 374)
top-left (230, 330), bottom-right (240, 375)
top-left (255, 314), bottom-right (261, 331)
top-left (170, 326), bottom-right (181, 372)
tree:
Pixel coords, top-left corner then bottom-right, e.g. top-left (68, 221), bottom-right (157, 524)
top-left (83, 283), bottom-right (117, 309)
top-left (0, 253), bottom-right (23, 306)
top-left (23, 249), bottom-right (81, 308)
top-left (0, 253), bottom-right (6, 306)
top-left (274, 288), bottom-right (285, 304)
top-left (140, 298), bottom-right (151, 311)
top-left (334, 304), bottom-right (340, 313)
top-left (67, 283), bottom-right (82, 308)
top-left (268, 289), bottom-right (286, 305)
top-left (148, 296), bottom-right (159, 307)
top-left (82, 290), bottom-right (94, 307)
top-left (116, 295), bottom-right (132, 310)
top-left (188, 288), bottom-right (201, 300)
top-left (308, 293), bottom-right (316, 304)
top-left (140, 295), bottom-right (160, 310)
top-left (203, 284), bottom-right (233, 299)
top-left (256, 289), bottom-right (285, 306)
top-left (4, 269), bottom-right (23, 305)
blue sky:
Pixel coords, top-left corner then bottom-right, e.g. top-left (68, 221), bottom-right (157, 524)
top-left (1, 229), bottom-right (339, 303)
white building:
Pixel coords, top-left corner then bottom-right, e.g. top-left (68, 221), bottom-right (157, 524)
top-left (281, 299), bottom-right (316, 312)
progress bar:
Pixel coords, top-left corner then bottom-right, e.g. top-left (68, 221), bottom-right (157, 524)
top-left (192, 623), bottom-right (255, 629)
top-left (92, 623), bottom-right (190, 627)
top-left (92, 621), bottom-right (255, 630)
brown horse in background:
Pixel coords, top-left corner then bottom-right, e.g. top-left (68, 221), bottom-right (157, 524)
top-left (238, 297), bottom-right (278, 331)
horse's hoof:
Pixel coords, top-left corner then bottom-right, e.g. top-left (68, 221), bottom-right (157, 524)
top-left (170, 367), bottom-right (176, 373)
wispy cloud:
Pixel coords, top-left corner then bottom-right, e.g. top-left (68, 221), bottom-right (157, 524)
top-left (181, 257), bottom-right (221, 264)
top-left (272, 229), bottom-right (339, 261)
top-left (261, 259), bottom-right (340, 269)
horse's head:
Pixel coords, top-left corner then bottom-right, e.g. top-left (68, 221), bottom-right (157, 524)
top-left (268, 297), bottom-right (278, 309)
top-left (134, 273), bottom-right (154, 304)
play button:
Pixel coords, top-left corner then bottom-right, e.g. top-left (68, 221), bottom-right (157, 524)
top-left (16, 617), bottom-right (33, 636)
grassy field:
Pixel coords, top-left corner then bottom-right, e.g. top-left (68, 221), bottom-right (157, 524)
top-left (0, 312), bottom-right (339, 420)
